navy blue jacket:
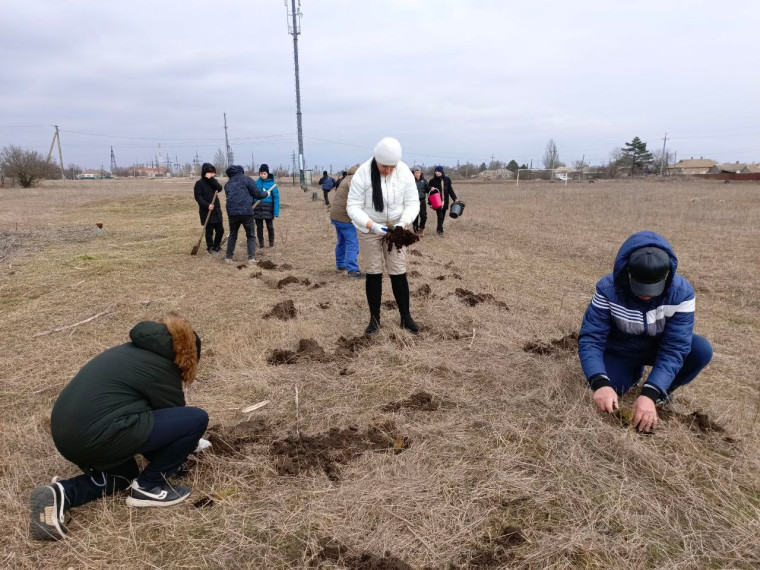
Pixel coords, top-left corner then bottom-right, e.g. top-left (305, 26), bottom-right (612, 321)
top-left (224, 165), bottom-right (268, 216)
top-left (578, 231), bottom-right (696, 396)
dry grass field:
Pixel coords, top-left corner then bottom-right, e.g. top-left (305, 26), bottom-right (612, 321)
top-left (1, 176), bottom-right (759, 569)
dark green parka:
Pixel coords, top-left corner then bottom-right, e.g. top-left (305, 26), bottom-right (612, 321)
top-left (51, 321), bottom-right (188, 472)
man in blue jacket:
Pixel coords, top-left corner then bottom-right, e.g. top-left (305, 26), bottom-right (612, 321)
top-left (224, 165), bottom-right (270, 264)
top-left (578, 231), bottom-right (712, 433)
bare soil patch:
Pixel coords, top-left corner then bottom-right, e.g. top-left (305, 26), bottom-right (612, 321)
top-left (456, 525), bottom-right (527, 568)
top-left (258, 259), bottom-right (278, 270)
top-left (455, 288), bottom-right (509, 309)
top-left (408, 249), bottom-right (423, 257)
top-left (270, 421), bottom-right (406, 480)
top-left (381, 391), bottom-right (447, 412)
top-left (335, 334), bottom-right (373, 357)
top-left (317, 537), bottom-right (414, 570)
top-left (205, 418), bottom-right (273, 457)
top-left (522, 332), bottom-right (578, 356)
top-left (276, 275), bottom-right (301, 288)
top-left (266, 338), bottom-right (331, 365)
top-left (263, 299), bottom-right (297, 320)
top-left (413, 283), bottom-right (432, 298)
top-left (408, 270), bottom-right (422, 277)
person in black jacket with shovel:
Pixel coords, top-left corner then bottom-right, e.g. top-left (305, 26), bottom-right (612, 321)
top-left (29, 314), bottom-right (209, 541)
top-left (193, 163), bottom-right (224, 253)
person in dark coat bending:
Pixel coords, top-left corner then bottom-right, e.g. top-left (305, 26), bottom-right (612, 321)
top-left (428, 166), bottom-right (458, 235)
top-left (30, 314), bottom-right (209, 541)
top-left (193, 163), bottom-right (224, 253)
top-left (224, 165), bottom-right (269, 265)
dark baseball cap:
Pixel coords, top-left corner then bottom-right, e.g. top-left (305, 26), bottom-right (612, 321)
top-left (628, 246), bottom-right (670, 297)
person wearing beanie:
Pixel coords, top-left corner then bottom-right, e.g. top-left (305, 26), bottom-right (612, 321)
top-left (223, 165), bottom-right (270, 265)
top-left (427, 165), bottom-right (458, 235)
top-left (318, 170), bottom-right (337, 206)
top-left (193, 163), bottom-right (224, 253)
top-left (253, 163), bottom-right (279, 248)
top-left (30, 314), bottom-right (210, 540)
top-left (346, 137), bottom-right (421, 335)
top-left (330, 164), bottom-right (363, 278)
top-left (411, 165), bottom-right (429, 236)
top-left (578, 231), bottom-right (712, 433)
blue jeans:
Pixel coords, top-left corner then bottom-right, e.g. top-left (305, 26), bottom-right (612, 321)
top-left (604, 334), bottom-right (712, 396)
top-left (226, 215), bottom-right (256, 259)
top-left (57, 407), bottom-right (208, 508)
top-left (332, 220), bottom-right (359, 272)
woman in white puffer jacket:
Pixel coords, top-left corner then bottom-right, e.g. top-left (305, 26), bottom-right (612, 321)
top-left (346, 137), bottom-right (420, 335)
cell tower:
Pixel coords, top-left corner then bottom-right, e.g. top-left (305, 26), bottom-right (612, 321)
top-left (224, 112), bottom-right (234, 166)
top-left (285, 0), bottom-right (307, 191)
top-left (110, 146), bottom-right (117, 172)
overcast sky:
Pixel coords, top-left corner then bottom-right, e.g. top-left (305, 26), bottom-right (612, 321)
top-left (1, 0), bottom-right (759, 171)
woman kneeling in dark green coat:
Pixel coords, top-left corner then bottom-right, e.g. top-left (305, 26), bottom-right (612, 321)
top-left (30, 313), bottom-right (209, 541)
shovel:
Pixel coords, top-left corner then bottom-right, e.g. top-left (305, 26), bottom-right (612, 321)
top-left (219, 186), bottom-right (275, 247)
top-left (191, 190), bottom-right (219, 255)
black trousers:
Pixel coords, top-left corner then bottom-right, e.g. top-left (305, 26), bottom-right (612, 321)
top-left (205, 221), bottom-right (224, 250)
top-left (255, 218), bottom-right (275, 246)
top-left (57, 407), bottom-right (208, 508)
top-left (323, 190), bottom-right (330, 205)
top-left (436, 208), bottom-right (447, 233)
top-left (226, 215), bottom-right (256, 259)
top-left (413, 199), bottom-right (427, 231)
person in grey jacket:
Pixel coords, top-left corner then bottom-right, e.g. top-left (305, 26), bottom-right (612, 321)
top-left (411, 165), bottom-right (429, 236)
top-left (224, 165), bottom-right (269, 264)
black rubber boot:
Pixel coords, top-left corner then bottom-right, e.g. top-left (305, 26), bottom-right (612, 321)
top-left (365, 273), bottom-right (382, 335)
top-left (390, 273), bottom-right (418, 334)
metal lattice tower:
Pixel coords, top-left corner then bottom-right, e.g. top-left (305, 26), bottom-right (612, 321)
top-left (224, 113), bottom-right (234, 167)
top-left (285, 0), bottom-right (306, 190)
top-left (110, 146), bottom-right (117, 172)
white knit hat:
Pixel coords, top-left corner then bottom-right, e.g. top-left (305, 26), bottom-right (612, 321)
top-left (373, 137), bottom-right (402, 166)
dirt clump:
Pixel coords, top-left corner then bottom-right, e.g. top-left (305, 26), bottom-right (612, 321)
top-left (270, 421), bottom-right (406, 480)
top-left (263, 299), bottom-right (297, 320)
top-left (267, 349), bottom-right (298, 365)
top-left (206, 418), bottom-right (272, 457)
top-left (408, 270), bottom-right (422, 277)
top-left (317, 537), bottom-right (414, 570)
top-left (455, 288), bottom-right (509, 309)
top-left (435, 275), bottom-right (446, 281)
top-left (311, 281), bottom-right (326, 289)
top-left (249, 271), bottom-right (263, 279)
top-left (383, 226), bottom-right (419, 252)
top-left (335, 334), bottom-right (373, 357)
top-left (382, 390), bottom-right (443, 412)
top-left (522, 332), bottom-right (578, 356)
top-left (413, 283), bottom-right (432, 298)
top-left (408, 249), bottom-right (423, 257)
top-left (279, 263), bottom-right (293, 270)
top-left (452, 273), bottom-right (463, 280)
top-left (382, 300), bottom-right (398, 310)
top-left (296, 338), bottom-right (330, 362)
top-left (276, 275), bottom-right (301, 288)
top-left (318, 301), bottom-right (331, 309)
top-left (258, 259), bottom-right (278, 270)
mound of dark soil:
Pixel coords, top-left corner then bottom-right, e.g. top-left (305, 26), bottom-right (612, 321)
top-left (279, 263), bottom-right (293, 270)
top-left (263, 299), bottom-right (297, 320)
top-left (455, 288), bottom-right (509, 309)
top-left (383, 226), bottom-right (419, 253)
top-left (267, 349), bottom-right (298, 365)
top-left (318, 537), bottom-right (413, 570)
top-left (258, 259), bottom-right (278, 270)
top-left (522, 332), bottom-right (578, 356)
top-left (452, 273), bottom-right (463, 280)
top-left (311, 282), bottom-right (326, 289)
top-left (408, 249), bottom-right (423, 257)
top-left (413, 283), bottom-right (432, 298)
top-left (435, 275), bottom-right (446, 281)
top-left (335, 334), bottom-right (373, 357)
top-left (318, 301), bottom-right (331, 309)
top-left (297, 338), bottom-right (330, 361)
top-left (206, 418), bottom-right (273, 457)
top-left (271, 421), bottom-right (406, 480)
top-left (382, 300), bottom-right (398, 310)
top-left (382, 391), bottom-right (442, 412)
top-left (277, 275), bottom-right (301, 288)
top-left (236, 263), bottom-right (247, 270)
top-left (408, 270), bottom-right (422, 277)
top-left (250, 271), bottom-right (263, 279)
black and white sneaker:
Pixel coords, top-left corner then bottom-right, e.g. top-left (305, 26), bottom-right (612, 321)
top-left (125, 480), bottom-right (191, 508)
top-left (30, 482), bottom-right (67, 540)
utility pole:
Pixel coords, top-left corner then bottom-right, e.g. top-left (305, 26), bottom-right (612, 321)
top-left (193, 151), bottom-right (200, 176)
top-left (46, 125), bottom-right (65, 180)
top-left (251, 152), bottom-right (255, 174)
top-left (660, 132), bottom-right (668, 176)
top-left (223, 112), bottom-right (234, 167)
top-left (110, 146), bottom-right (117, 173)
top-left (285, 0), bottom-right (307, 191)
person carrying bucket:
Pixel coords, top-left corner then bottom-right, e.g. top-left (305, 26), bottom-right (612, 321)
top-left (428, 166), bottom-right (458, 235)
top-left (346, 137), bottom-right (420, 335)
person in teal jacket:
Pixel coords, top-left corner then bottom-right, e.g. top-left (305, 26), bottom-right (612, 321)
top-left (253, 164), bottom-right (279, 248)
top-left (30, 314), bottom-right (209, 541)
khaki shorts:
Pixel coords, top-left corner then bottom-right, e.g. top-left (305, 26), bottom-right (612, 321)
top-left (358, 231), bottom-right (407, 275)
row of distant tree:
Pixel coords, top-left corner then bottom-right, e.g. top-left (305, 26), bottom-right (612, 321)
top-left (0, 136), bottom-right (665, 188)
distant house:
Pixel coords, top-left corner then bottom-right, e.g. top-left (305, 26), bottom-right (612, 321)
top-left (477, 168), bottom-right (514, 180)
top-left (76, 170), bottom-right (104, 180)
top-left (709, 162), bottom-right (750, 174)
top-left (135, 167), bottom-right (169, 178)
top-left (746, 164), bottom-right (760, 173)
top-left (667, 158), bottom-right (716, 175)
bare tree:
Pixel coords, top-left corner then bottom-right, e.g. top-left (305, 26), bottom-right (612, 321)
top-left (542, 139), bottom-right (562, 169)
top-left (651, 149), bottom-right (673, 176)
top-left (213, 148), bottom-right (227, 175)
top-left (0, 145), bottom-right (59, 188)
